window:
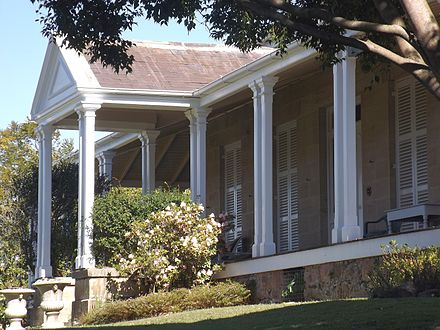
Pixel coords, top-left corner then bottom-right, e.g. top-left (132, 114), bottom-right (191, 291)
top-left (396, 78), bottom-right (428, 231)
top-left (396, 78), bottom-right (428, 207)
top-left (224, 141), bottom-right (242, 249)
top-left (277, 121), bottom-right (299, 253)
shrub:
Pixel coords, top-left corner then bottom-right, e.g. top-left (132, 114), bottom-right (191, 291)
top-left (92, 187), bottom-right (191, 267)
top-left (117, 201), bottom-right (221, 292)
top-left (369, 241), bottom-right (440, 297)
top-left (80, 281), bottom-right (251, 325)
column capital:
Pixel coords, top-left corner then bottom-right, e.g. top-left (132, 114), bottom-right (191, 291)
top-left (139, 130), bottom-right (160, 145)
top-left (192, 107), bottom-right (211, 121)
top-left (248, 80), bottom-right (261, 96)
top-left (35, 124), bottom-right (53, 141)
top-left (185, 109), bottom-right (196, 123)
top-left (97, 150), bottom-right (116, 161)
top-left (256, 76), bottom-right (279, 94)
top-left (344, 47), bottom-right (362, 58)
top-left (75, 103), bottom-right (101, 117)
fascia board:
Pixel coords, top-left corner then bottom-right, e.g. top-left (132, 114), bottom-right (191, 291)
top-left (79, 87), bottom-right (199, 110)
top-left (55, 118), bottom-right (156, 132)
top-left (95, 132), bottom-right (139, 155)
top-left (32, 92), bottom-right (84, 126)
top-left (71, 132), bottom-right (139, 162)
top-left (31, 42), bottom-right (54, 118)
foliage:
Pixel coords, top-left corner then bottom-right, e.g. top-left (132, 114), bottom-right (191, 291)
top-left (10, 160), bottom-right (79, 277)
top-left (80, 281), bottom-right (251, 325)
top-left (216, 212), bottom-right (235, 254)
top-left (117, 201), bottom-right (221, 292)
top-left (92, 187), bottom-right (191, 267)
top-left (0, 120), bottom-right (77, 283)
top-left (30, 0), bottom-right (440, 98)
top-left (369, 241), bottom-right (440, 297)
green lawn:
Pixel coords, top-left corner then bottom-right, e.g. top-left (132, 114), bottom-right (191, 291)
top-left (68, 298), bottom-right (440, 330)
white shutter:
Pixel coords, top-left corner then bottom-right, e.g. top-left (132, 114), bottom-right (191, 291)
top-left (224, 141), bottom-right (242, 251)
top-left (277, 121), bottom-right (299, 253)
top-left (396, 78), bottom-right (428, 231)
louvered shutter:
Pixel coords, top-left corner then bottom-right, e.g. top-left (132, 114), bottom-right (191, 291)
top-left (224, 142), bottom-right (242, 251)
top-left (396, 79), bottom-right (428, 231)
top-left (277, 121), bottom-right (299, 253)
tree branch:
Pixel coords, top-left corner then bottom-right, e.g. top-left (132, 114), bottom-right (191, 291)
top-left (251, 0), bottom-right (411, 41)
top-left (400, 0), bottom-right (440, 79)
top-left (240, 0), bottom-right (440, 99)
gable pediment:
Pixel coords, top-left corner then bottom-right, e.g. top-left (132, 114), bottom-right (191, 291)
top-left (49, 59), bottom-right (73, 99)
top-left (31, 42), bottom-right (100, 120)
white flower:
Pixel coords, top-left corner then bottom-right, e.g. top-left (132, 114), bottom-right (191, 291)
top-left (206, 269), bottom-right (213, 276)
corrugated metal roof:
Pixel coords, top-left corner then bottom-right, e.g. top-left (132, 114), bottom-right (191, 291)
top-left (88, 41), bottom-right (273, 92)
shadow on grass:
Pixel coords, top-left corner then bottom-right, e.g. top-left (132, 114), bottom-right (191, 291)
top-left (71, 298), bottom-right (440, 330)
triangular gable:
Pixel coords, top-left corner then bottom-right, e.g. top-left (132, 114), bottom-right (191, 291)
top-left (31, 41), bottom-right (100, 120)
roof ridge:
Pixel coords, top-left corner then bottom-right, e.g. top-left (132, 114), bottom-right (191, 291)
top-left (129, 40), bottom-right (273, 53)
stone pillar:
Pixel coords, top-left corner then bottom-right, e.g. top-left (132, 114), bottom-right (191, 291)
top-left (97, 150), bottom-right (116, 180)
top-left (331, 62), bottom-right (344, 244)
top-left (185, 110), bottom-right (198, 201)
top-left (76, 103), bottom-right (100, 269)
top-left (36, 124), bottom-right (53, 279)
top-left (257, 76), bottom-right (278, 257)
top-left (193, 107), bottom-right (211, 207)
top-left (249, 81), bottom-right (262, 258)
top-left (139, 130), bottom-right (160, 194)
top-left (341, 53), bottom-right (361, 242)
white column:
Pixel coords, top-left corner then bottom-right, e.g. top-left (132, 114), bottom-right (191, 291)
top-left (76, 104), bottom-right (100, 269)
top-left (249, 81), bottom-right (262, 258)
top-left (341, 53), bottom-right (361, 242)
top-left (185, 110), bottom-right (198, 201)
top-left (257, 76), bottom-right (278, 256)
top-left (139, 130), bottom-right (160, 194)
top-left (331, 62), bottom-right (344, 244)
top-left (193, 107), bottom-right (211, 207)
top-left (97, 150), bottom-right (116, 180)
top-left (36, 124), bottom-right (53, 278)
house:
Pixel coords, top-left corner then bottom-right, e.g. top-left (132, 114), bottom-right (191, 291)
top-left (31, 32), bottom-right (440, 304)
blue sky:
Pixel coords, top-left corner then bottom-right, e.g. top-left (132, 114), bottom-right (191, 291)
top-left (0, 0), bottom-right (215, 142)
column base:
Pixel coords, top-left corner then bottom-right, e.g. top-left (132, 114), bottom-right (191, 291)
top-left (259, 242), bottom-right (276, 257)
top-left (341, 225), bottom-right (361, 242)
top-left (252, 243), bottom-right (260, 258)
top-left (331, 227), bottom-right (340, 244)
top-left (36, 266), bottom-right (53, 279)
top-left (80, 254), bottom-right (96, 269)
top-left (75, 256), bottom-right (81, 269)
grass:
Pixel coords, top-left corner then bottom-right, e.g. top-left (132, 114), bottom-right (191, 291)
top-left (66, 298), bottom-right (440, 330)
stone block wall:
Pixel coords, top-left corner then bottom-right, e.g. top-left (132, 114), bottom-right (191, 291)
top-left (233, 270), bottom-right (285, 303)
top-left (71, 267), bottom-right (140, 323)
top-left (232, 256), bottom-right (378, 303)
top-left (304, 257), bottom-right (377, 300)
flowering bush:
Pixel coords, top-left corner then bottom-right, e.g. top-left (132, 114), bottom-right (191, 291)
top-left (117, 201), bottom-right (221, 293)
top-left (216, 212), bottom-right (235, 254)
top-left (92, 187), bottom-right (191, 267)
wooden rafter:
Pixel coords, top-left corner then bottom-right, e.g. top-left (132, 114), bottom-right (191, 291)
top-left (155, 133), bottom-right (176, 169)
top-left (120, 148), bottom-right (140, 182)
top-left (170, 152), bottom-right (189, 185)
